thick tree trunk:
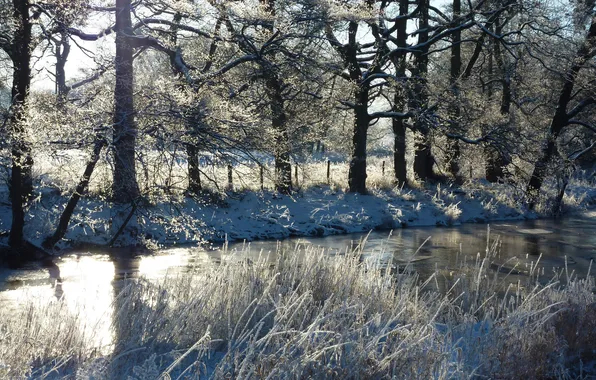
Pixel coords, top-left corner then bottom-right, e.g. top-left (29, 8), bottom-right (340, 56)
top-left (392, 0), bottom-right (408, 186)
top-left (349, 87), bottom-right (370, 194)
top-left (393, 117), bottom-right (407, 185)
top-left (447, 0), bottom-right (462, 183)
top-left (412, 0), bottom-right (435, 182)
top-left (183, 107), bottom-right (204, 195)
top-left (186, 144), bottom-right (202, 194)
top-left (272, 100), bottom-right (292, 194)
top-left (260, 0), bottom-right (291, 194)
top-left (526, 17), bottom-right (596, 208)
top-left (8, 0), bottom-right (33, 249)
top-left (413, 138), bottom-right (434, 181)
top-left (112, 0), bottom-right (140, 202)
top-left (43, 138), bottom-right (106, 249)
top-left (266, 72), bottom-right (292, 194)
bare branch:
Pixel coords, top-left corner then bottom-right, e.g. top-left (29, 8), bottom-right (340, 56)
top-left (369, 110), bottom-right (414, 120)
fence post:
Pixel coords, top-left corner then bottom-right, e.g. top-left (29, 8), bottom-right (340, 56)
top-left (327, 160), bottom-right (331, 184)
top-left (227, 164), bottom-right (233, 191)
top-left (260, 166), bottom-right (264, 191)
top-left (295, 165), bottom-right (299, 188)
top-left (382, 160), bottom-right (385, 176)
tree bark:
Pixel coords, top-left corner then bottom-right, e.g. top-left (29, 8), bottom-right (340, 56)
top-left (55, 29), bottom-right (70, 104)
top-left (393, 116), bottom-right (407, 186)
top-left (349, 86), bottom-right (370, 194)
top-left (413, 137), bottom-right (434, 181)
top-left (447, 0), bottom-right (462, 184)
top-left (412, 0), bottom-right (435, 182)
top-left (260, 0), bottom-right (292, 194)
top-left (167, 11), bottom-right (204, 196)
top-left (485, 22), bottom-right (511, 182)
top-left (112, 0), bottom-right (140, 202)
top-left (43, 137), bottom-right (106, 249)
top-left (392, 0), bottom-right (408, 186)
top-left (7, 0), bottom-right (33, 249)
top-left (186, 143), bottom-right (202, 194)
top-left (526, 17), bottom-right (596, 208)
top-left (265, 70), bottom-right (292, 194)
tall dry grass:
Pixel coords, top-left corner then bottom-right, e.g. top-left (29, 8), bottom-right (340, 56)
top-left (0, 237), bottom-right (594, 379)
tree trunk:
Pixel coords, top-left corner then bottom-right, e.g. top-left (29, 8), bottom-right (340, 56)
top-left (186, 144), bottom-right (202, 194)
top-left (393, 117), bottom-right (407, 185)
top-left (55, 29), bottom-right (70, 104)
top-left (167, 11), bottom-right (204, 196)
top-left (183, 107), bottom-right (204, 195)
top-left (447, 0), bottom-right (462, 183)
top-left (446, 140), bottom-right (462, 183)
top-left (112, 0), bottom-right (140, 202)
top-left (271, 93), bottom-right (292, 194)
top-left (260, 0), bottom-right (291, 194)
top-left (412, 0), bottom-right (434, 182)
top-left (266, 71), bottom-right (292, 194)
top-left (392, 0), bottom-right (408, 186)
top-left (526, 17), bottom-right (596, 208)
top-left (413, 138), bottom-right (434, 181)
top-left (8, 0), bottom-right (33, 249)
top-left (43, 137), bottom-right (106, 249)
top-left (486, 22), bottom-right (512, 183)
top-left (348, 86), bottom-right (370, 194)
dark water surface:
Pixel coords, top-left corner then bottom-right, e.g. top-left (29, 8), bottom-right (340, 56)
top-left (1, 212), bottom-right (595, 349)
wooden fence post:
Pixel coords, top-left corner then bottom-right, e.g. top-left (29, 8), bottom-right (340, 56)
top-left (327, 160), bottom-right (331, 184)
top-left (382, 160), bottom-right (385, 176)
top-left (295, 165), bottom-right (299, 188)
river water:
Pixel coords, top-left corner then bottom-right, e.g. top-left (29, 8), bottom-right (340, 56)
top-left (1, 212), bottom-right (595, 350)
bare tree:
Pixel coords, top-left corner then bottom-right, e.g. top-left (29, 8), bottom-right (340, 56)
top-left (526, 16), bottom-right (596, 208)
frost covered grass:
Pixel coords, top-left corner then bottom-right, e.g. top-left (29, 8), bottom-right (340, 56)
top-left (1, 239), bottom-right (595, 379)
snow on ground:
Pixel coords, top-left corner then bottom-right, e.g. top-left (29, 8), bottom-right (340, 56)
top-left (1, 177), bottom-right (595, 251)
top-left (1, 150), bottom-right (595, 249)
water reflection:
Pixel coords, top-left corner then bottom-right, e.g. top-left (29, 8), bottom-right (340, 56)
top-left (1, 214), bottom-right (595, 353)
top-left (524, 234), bottom-right (541, 256)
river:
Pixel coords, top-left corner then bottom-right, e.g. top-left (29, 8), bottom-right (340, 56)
top-left (1, 213), bottom-right (595, 352)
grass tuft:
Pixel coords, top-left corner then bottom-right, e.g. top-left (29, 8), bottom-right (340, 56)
top-left (0, 239), bottom-right (595, 379)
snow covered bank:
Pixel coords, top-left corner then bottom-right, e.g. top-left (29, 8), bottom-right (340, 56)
top-left (1, 178), bottom-right (596, 250)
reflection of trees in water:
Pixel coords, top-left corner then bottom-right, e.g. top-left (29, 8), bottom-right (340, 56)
top-left (110, 252), bottom-right (144, 374)
top-left (45, 259), bottom-right (63, 300)
top-left (108, 252), bottom-right (176, 376)
top-left (524, 234), bottom-right (541, 256)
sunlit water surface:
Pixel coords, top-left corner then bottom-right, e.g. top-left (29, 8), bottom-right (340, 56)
top-left (1, 213), bottom-right (596, 352)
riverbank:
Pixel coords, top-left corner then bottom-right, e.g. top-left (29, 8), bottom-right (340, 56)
top-left (1, 241), bottom-right (594, 378)
top-left (1, 178), bottom-right (595, 252)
